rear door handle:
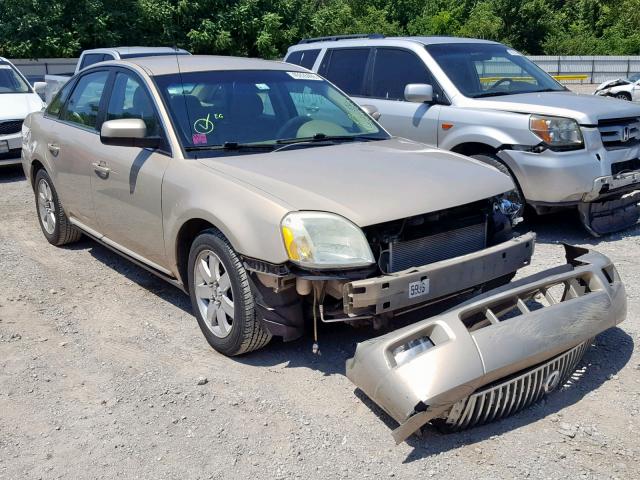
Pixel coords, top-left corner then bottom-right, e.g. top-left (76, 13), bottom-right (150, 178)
top-left (47, 143), bottom-right (60, 156)
top-left (92, 161), bottom-right (111, 176)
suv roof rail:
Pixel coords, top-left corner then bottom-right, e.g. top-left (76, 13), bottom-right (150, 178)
top-left (297, 33), bottom-right (385, 44)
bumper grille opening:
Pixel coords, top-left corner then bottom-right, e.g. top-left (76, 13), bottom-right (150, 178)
top-left (0, 148), bottom-right (21, 161)
top-left (461, 274), bottom-right (597, 332)
top-left (438, 340), bottom-right (592, 431)
top-left (611, 158), bottom-right (640, 176)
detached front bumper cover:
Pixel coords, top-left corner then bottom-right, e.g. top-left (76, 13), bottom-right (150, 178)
top-left (346, 245), bottom-right (626, 443)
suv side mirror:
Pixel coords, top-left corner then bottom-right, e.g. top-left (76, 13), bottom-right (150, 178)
top-left (100, 118), bottom-right (162, 149)
top-left (405, 83), bottom-right (433, 103)
top-left (33, 81), bottom-right (46, 99)
top-left (361, 104), bottom-right (382, 121)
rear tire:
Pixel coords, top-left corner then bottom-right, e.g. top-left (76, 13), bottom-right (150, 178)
top-left (34, 169), bottom-right (82, 246)
top-left (470, 153), bottom-right (525, 218)
top-left (187, 229), bottom-right (271, 356)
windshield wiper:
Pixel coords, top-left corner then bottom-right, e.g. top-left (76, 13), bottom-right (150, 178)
top-left (472, 91), bottom-right (513, 98)
top-left (185, 141), bottom-right (275, 152)
top-left (275, 133), bottom-right (383, 145)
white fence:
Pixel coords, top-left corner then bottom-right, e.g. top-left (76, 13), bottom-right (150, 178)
top-left (530, 56), bottom-right (640, 83)
top-left (10, 55), bottom-right (640, 84)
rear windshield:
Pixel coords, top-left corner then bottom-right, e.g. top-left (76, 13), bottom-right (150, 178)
top-left (0, 62), bottom-right (30, 94)
top-left (154, 69), bottom-right (387, 153)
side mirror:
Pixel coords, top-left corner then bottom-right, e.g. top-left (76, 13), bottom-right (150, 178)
top-left (404, 83), bottom-right (433, 103)
top-left (361, 104), bottom-right (382, 121)
top-left (33, 81), bottom-right (46, 99)
top-left (100, 118), bottom-right (162, 149)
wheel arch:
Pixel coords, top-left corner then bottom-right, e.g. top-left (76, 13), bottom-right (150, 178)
top-left (450, 142), bottom-right (498, 157)
top-left (175, 217), bottom-right (221, 287)
top-left (30, 158), bottom-right (47, 190)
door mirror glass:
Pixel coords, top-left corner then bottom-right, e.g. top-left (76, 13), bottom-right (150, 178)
top-left (100, 118), bottom-right (161, 148)
top-left (404, 84), bottom-right (433, 103)
top-left (361, 104), bottom-right (381, 121)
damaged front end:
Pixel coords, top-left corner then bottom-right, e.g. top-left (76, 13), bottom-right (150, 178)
top-left (346, 245), bottom-right (626, 443)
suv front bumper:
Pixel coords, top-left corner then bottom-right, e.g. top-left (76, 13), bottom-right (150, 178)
top-left (498, 127), bottom-right (640, 205)
top-left (346, 245), bottom-right (626, 443)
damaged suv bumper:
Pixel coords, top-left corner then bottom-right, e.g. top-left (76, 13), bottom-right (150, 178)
top-left (346, 246), bottom-right (626, 443)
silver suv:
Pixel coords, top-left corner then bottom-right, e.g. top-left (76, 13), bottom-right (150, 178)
top-left (286, 35), bottom-right (640, 236)
top-left (21, 55), bottom-right (626, 441)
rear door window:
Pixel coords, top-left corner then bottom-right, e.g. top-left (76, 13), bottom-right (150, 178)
top-left (79, 54), bottom-right (107, 71)
top-left (61, 70), bottom-right (109, 130)
top-left (285, 49), bottom-right (320, 70)
top-left (319, 48), bottom-right (370, 96)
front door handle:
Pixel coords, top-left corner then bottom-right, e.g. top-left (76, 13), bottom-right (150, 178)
top-left (92, 161), bottom-right (111, 177)
top-left (47, 143), bottom-right (60, 156)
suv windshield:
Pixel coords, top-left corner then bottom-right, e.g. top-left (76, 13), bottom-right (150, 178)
top-left (426, 43), bottom-right (565, 98)
top-left (0, 63), bottom-right (30, 94)
top-left (154, 70), bottom-right (387, 154)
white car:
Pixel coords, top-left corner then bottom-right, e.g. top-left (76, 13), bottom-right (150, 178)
top-left (594, 76), bottom-right (640, 101)
top-left (0, 57), bottom-right (45, 166)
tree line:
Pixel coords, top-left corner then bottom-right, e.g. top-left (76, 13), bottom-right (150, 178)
top-left (1, 0), bottom-right (639, 59)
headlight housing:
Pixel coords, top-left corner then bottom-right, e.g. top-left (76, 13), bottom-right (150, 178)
top-left (529, 115), bottom-right (583, 150)
top-left (281, 211), bottom-right (375, 269)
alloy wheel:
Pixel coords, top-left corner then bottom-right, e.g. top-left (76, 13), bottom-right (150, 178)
top-left (193, 249), bottom-right (235, 338)
top-left (37, 178), bottom-right (56, 235)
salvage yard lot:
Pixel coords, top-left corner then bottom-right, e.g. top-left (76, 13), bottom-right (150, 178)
top-left (0, 165), bottom-right (638, 479)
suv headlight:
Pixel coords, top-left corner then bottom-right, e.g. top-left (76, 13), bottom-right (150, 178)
top-left (529, 115), bottom-right (583, 149)
top-left (281, 211), bottom-right (375, 269)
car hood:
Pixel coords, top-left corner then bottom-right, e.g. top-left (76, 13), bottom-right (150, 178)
top-left (197, 138), bottom-right (514, 227)
top-left (0, 93), bottom-right (43, 121)
top-left (461, 91), bottom-right (640, 125)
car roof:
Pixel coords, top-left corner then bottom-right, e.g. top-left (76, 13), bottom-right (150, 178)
top-left (84, 46), bottom-right (188, 56)
top-left (292, 35), bottom-right (500, 48)
top-left (116, 55), bottom-right (308, 76)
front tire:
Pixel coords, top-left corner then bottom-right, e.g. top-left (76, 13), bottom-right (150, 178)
top-left (34, 169), bottom-right (82, 246)
top-left (187, 229), bottom-right (271, 356)
top-left (615, 92), bottom-right (631, 101)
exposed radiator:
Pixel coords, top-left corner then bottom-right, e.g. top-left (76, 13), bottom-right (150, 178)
top-left (388, 221), bottom-right (487, 273)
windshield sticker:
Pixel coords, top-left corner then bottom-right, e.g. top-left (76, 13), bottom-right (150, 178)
top-left (0, 65), bottom-right (12, 70)
top-left (506, 49), bottom-right (522, 56)
top-left (255, 83), bottom-right (270, 90)
top-left (192, 133), bottom-right (208, 144)
top-left (287, 71), bottom-right (322, 81)
top-left (193, 113), bottom-right (222, 134)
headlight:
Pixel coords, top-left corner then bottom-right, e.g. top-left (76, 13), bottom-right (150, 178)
top-left (529, 115), bottom-right (583, 149)
top-left (281, 211), bottom-right (375, 269)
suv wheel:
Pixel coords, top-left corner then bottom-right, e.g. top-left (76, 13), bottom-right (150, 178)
top-left (34, 169), bottom-right (82, 246)
top-left (471, 153), bottom-right (525, 218)
top-left (187, 229), bottom-right (271, 356)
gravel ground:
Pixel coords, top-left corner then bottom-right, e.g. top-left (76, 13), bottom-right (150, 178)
top-left (0, 164), bottom-right (638, 480)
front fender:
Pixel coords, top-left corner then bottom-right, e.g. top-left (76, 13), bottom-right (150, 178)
top-left (438, 107), bottom-right (535, 151)
top-left (162, 159), bottom-right (292, 278)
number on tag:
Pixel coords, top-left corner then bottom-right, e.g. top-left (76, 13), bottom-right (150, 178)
top-left (408, 278), bottom-right (430, 299)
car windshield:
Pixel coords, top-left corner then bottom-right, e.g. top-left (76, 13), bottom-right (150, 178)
top-left (0, 63), bottom-right (30, 94)
top-left (154, 69), bottom-right (388, 155)
top-left (426, 43), bottom-right (565, 98)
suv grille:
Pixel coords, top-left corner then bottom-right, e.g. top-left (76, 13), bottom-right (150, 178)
top-left (388, 221), bottom-right (486, 272)
top-left (611, 158), bottom-right (640, 176)
top-left (440, 340), bottom-right (591, 431)
top-left (598, 117), bottom-right (640, 150)
top-left (0, 120), bottom-right (23, 136)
